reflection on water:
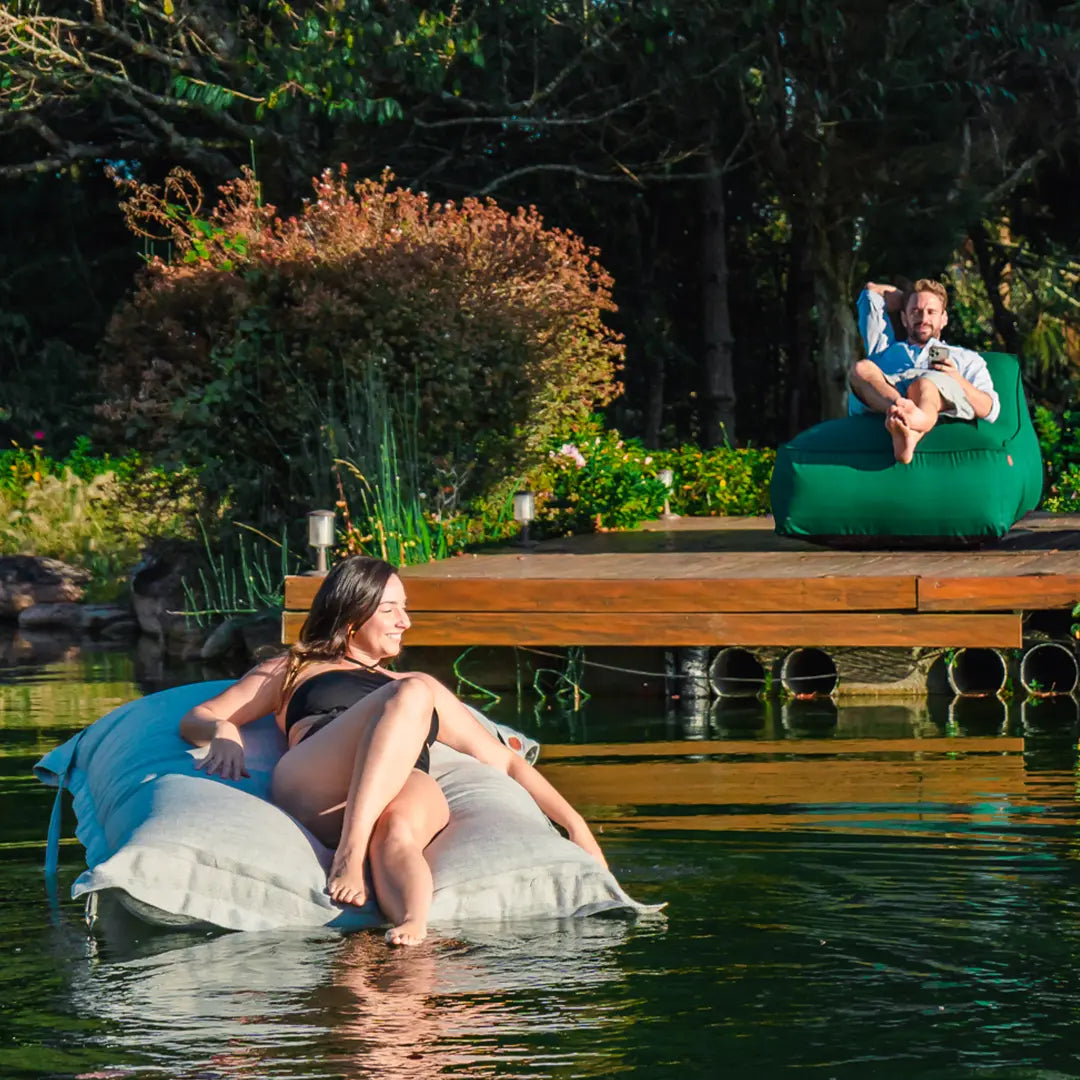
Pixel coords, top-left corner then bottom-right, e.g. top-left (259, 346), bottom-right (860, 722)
top-left (68, 901), bottom-right (650, 1079)
top-left (5, 644), bottom-right (1080, 1078)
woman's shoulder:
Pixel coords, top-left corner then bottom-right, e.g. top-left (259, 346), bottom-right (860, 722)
top-left (249, 654), bottom-right (290, 679)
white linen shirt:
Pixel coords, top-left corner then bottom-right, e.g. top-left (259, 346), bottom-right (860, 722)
top-left (853, 289), bottom-right (1000, 423)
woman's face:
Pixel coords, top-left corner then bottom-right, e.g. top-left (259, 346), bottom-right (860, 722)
top-left (350, 573), bottom-right (411, 662)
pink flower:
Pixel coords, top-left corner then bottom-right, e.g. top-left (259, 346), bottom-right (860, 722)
top-left (552, 443), bottom-right (587, 469)
top-left (32, 430), bottom-right (44, 441)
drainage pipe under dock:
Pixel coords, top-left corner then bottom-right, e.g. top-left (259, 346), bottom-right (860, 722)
top-left (1018, 642), bottom-right (1080, 697)
top-left (709, 648), bottom-right (766, 698)
top-left (945, 648), bottom-right (1008, 697)
top-left (778, 648), bottom-right (839, 698)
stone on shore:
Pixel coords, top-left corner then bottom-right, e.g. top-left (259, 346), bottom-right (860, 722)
top-left (0, 556), bottom-right (90, 618)
top-left (79, 604), bottom-right (140, 638)
top-left (17, 602), bottom-right (83, 631)
top-left (200, 617), bottom-right (245, 661)
top-left (130, 540), bottom-right (216, 657)
top-left (129, 540), bottom-right (208, 638)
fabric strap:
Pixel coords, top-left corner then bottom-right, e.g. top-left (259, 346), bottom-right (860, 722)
top-left (44, 729), bottom-right (85, 881)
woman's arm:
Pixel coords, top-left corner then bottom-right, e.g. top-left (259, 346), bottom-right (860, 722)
top-left (409, 673), bottom-right (608, 868)
top-left (179, 657), bottom-right (287, 780)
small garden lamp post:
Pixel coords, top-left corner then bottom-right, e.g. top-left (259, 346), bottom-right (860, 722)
top-left (513, 490), bottom-right (537, 548)
top-left (658, 468), bottom-right (679, 521)
top-left (307, 509), bottom-right (336, 575)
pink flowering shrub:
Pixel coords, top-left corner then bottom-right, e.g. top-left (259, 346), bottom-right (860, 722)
top-left (99, 166), bottom-right (623, 521)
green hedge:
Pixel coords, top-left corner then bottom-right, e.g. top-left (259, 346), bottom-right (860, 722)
top-left (523, 419), bottom-right (775, 536)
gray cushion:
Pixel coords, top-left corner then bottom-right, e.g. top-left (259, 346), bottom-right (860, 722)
top-left (35, 681), bottom-right (660, 931)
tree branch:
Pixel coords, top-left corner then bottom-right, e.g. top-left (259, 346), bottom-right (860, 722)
top-left (414, 89), bottom-right (663, 131)
top-left (477, 160), bottom-right (726, 196)
top-left (981, 150), bottom-right (1050, 207)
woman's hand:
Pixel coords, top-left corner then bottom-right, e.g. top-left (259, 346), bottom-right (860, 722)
top-left (568, 820), bottom-right (608, 869)
top-left (194, 723), bottom-right (250, 780)
top-left (178, 658), bottom-right (286, 771)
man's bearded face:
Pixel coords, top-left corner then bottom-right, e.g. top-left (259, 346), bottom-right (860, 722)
top-left (901, 291), bottom-right (948, 345)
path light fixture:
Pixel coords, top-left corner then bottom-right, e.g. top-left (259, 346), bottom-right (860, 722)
top-left (658, 468), bottom-right (680, 522)
top-left (306, 509), bottom-right (336, 575)
top-left (512, 490), bottom-right (537, 548)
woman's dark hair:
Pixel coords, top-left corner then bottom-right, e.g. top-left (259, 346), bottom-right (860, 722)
top-left (280, 556), bottom-right (397, 707)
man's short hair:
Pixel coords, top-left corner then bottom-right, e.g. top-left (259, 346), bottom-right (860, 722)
top-left (904, 278), bottom-right (948, 311)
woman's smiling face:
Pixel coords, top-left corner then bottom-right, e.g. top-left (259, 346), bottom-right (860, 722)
top-left (350, 574), bottom-right (410, 662)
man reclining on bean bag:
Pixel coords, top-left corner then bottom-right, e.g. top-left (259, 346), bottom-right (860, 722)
top-left (848, 279), bottom-right (1000, 464)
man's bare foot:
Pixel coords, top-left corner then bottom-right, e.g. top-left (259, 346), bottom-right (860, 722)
top-left (385, 919), bottom-right (427, 947)
top-left (893, 395), bottom-right (934, 432)
top-left (885, 412), bottom-right (920, 464)
top-left (328, 849), bottom-right (368, 907)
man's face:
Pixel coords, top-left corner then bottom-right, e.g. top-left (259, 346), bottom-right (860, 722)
top-left (901, 290), bottom-right (948, 345)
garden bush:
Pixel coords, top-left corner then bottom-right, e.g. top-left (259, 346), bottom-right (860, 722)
top-left (518, 418), bottom-right (775, 537)
top-left (1034, 403), bottom-right (1080, 512)
top-left (0, 439), bottom-right (208, 600)
top-left (529, 425), bottom-right (667, 535)
top-left (98, 166), bottom-right (623, 527)
top-left (659, 443), bottom-right (776, 517)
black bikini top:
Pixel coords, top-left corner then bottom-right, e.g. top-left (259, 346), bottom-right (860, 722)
top-left (284, 658), bottom-right (394, 734)
top-left (283, 659), bottom-right (439, 755)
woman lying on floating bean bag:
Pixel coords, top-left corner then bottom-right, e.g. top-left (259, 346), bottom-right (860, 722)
top-left (179, 555), bottom-right (608, 947)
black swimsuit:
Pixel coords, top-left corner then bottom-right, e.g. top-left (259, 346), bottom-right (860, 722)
top-left (284, 659), bottom-right (440, 773)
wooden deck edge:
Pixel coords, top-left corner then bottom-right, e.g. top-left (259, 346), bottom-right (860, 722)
top-left (283, 574), bottom-right (919, 613)
top-left (281, 610), bottom-right (1021, 648)
top-left (918, 575), bottom-right (1080, 612)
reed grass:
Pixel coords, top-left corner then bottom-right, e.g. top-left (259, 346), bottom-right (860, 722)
top-left (181, 523), bottom-right (297, 626)
top-left (325, 367), bottom-right (449, 567)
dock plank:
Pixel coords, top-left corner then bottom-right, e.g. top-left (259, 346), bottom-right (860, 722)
top-left (281, 610), bottom-right (1020, 647)
top-left (284, 574), bottom-right (918, 613)
top-left (919, 575), bottom-right (1080, 611)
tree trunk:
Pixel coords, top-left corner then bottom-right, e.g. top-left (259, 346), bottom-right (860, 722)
top-left (811, 215), bottom-right (858, 420)
top-left (971, 219), bottom-right (1022, 355)
top-left (639, 202), bottom-right (665, 448)
top-left (700, 158), bottom-right (736, 446)
top-left (785, 208), bottom-right (818, 436)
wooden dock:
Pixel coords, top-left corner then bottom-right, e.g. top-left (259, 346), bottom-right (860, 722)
top-left (282, 514), bottom-right (1080, 649)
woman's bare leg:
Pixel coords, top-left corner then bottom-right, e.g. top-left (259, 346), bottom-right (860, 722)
top-left (271, 676), bottom-right (436, 907)
top-left (326, 678), bottom-right (436, 905)
top-left (370, 771), bottom-right (450, 946)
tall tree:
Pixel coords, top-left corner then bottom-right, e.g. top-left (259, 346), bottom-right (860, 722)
top-left (743, 0), bottom-right (1080, 421)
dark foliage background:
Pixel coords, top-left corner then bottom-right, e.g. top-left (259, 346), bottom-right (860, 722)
top-left (3, 0), bottom-right (1080, 461)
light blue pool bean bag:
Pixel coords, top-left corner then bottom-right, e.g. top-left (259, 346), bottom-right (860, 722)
top-left (35, 681), bottom-right (659, 932)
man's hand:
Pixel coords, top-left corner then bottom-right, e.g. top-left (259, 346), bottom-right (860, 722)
top-left (929, 351), bottom-right (959, 377)
top-left (865, 281), bottom-right (903, 314)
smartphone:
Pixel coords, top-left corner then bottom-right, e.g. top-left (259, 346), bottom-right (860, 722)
top-left (928, 345), bottom-right (951, 368)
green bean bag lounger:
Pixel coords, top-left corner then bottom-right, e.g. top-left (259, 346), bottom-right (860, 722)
top-left (770, 353), bottom-right (1043, 545)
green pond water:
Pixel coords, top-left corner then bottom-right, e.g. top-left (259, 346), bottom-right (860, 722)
top-left (4, 639), bottom-right (1080, 1079)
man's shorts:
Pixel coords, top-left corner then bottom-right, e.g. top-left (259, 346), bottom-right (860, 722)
top-left (851, 366), bottom-right (976, 421)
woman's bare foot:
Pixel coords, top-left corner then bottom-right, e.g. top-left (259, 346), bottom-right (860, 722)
top-left (385, 919), bottom-right (427, 947)
top-left (328, 849), bottom-right (368, 906)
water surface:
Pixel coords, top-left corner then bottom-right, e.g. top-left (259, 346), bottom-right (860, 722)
top-left (4, 643), bottom-right (1080, 1078)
